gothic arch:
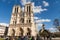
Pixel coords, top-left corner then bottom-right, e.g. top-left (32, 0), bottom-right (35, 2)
top-left (27, 28), bottom-right (31, 35)
top-left (19, 28), bottom-right (24, 36)
top-left (20, 18), bottom-right (24, 23)
top-left (12, 29), bottom-right (15, 36)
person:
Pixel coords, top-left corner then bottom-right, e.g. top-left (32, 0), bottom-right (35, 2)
top-left (5, 38), bottom-right (8, 40)
top-left (23, 35), bottom-right (28, 40)
top-left (47, 36), bottom-right (49, 40)
top-left (21, 36), bottom-right (24, 40)
top-left (49, 36), bottom-right (52, 40)
top-left (29, 36), bottom-right (32, 40)
top-left (31, 36), bottom-right (35, 40)
top-left (36, 35), bottom-right (40, 40)
top-left (18, 36), bottom-right (21, 40)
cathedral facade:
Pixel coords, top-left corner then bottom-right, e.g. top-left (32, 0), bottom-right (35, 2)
top-left (8, 3), bottom-right (37, 37)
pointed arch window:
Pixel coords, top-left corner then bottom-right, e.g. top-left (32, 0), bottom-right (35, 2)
top-left (27, 6), bottom-right (28, 12)
top-left (20, 18), bottom-right (24, 23)
top-left (13, 21), bottom-right (14, 24)
top-left (17, 7), bottom-right (19, 13)
top-left (15, 7), bottom-right (16, 13)
top-left (13, 21), bottom-right (16, 25)
top-left (29, 19), bottom-right (31, 23)
top-left (15, 7), bottom-right (19, 13)
top-left (29, 6), bottom-right (31, 13)
top-left (27, 19), bottom-right (31, 23)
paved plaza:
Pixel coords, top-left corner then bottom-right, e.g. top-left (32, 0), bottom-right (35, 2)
top-left (41, 38), bottom-right (60, 40)
top-left (51, 38), bottom-right (60, 40)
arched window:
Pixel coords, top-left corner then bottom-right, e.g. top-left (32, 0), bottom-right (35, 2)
top-left (17, 7), bottom-right (19, 13)
top-left (27, 19), bottom-right (31, 23)
top-left (15, 7), bottom-right (19, 13)
top-left (13, 21), bottom-right (14, 24)
top-left (29, 19), bottom-right (31, 23)
top-left (13, 21), bottom-right (16, 25)
top-left (15, 21), bottom-right (16, 25)
top-left (20, 18), bottom-right (24, 23)
top-left (29, 6), bottom-right (31, 13)
top-left (27, 6), bottom-right (28, 12)
top-left (15, 7), bottom-right (16, 13)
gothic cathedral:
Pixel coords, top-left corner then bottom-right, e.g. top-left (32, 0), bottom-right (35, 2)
top-left (7, 3), bottom-right (37, 37)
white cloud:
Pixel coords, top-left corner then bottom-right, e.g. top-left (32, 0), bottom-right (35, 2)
top-left (35, 19), bottom-right (51, 31)
top-left (21, 0), bottom-right (27, 5)
top-left (36, 23), bottom-right (43, 31)
top-left (21, 0), bottom-right (49, 13)
top-left (21, 0), bottom-right (31, 5)
top-left (35, 19), bottom-right (51, 23)
top-left (47, 28), bottom-right (59, 32)
top-left (22, 7), bottom-right (24, 12)
top-left (32, 2), bottom-right (47, 13)
top-left (43, 1), bottom-right (49, 7)
top-left (0, 23), bottom-right (9, 27)
top-left (34, 17), bottom-right (39, 20)
top-left (37, 23), bottom-right (43, 27)
top-left (33, 6), bottom-right (47, 13)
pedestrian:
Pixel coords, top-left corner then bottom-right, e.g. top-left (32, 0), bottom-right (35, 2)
top-left (5, 38), bottom-right (8, 40)
top-left (18, 36), bottom-right (21, 40)
top-left (31, 36), bottom-right (35, 40)
top-left (23, 36), bottom-right (28, 40)
top-left (21, 36), bottom-right (24, 40)
top-left (36, 35), bottom-right (40, 40)
top-left (49, 36), bottom-right (52, 40)
top-left (47, 36), bottom-right (49, 40)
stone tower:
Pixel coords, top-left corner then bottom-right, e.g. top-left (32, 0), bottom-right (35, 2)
top-left (8, 3), bottom-right (37, 37)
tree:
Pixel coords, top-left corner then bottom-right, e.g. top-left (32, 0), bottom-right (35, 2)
top-left (53, 19), bottom-right (60, 31)
top-left (53, 19), bottom-right (59, 27)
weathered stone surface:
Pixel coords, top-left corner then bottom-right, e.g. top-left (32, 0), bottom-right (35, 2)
top-left (8, 3), bottom-right (37, 37)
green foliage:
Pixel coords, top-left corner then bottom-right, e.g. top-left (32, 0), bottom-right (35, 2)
top-left (53, 19), bottom-right (60, 31)
top-left (0, 38), bottom-right (4, 40)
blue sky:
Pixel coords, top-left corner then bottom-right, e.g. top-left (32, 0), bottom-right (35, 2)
top-left (0, 0), bottom-right (60, 32)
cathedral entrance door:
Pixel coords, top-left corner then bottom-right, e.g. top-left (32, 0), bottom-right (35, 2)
top-left (27, 28), bottom-right (31, 36)
top-left (20, 28), bottom-right (24, 36)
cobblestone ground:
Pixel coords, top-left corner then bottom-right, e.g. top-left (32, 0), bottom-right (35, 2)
top-left (41, 38), bottom-right (60, 40)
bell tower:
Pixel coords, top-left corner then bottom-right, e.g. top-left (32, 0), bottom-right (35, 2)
top-left (10, 5), bottom-right (21, 25)
top-left (24, 3), bottom-right (37, 36)
top-left (24, 3), bottom-right (33, 24)
top-left (8, 5), bottom-right (22, 36)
